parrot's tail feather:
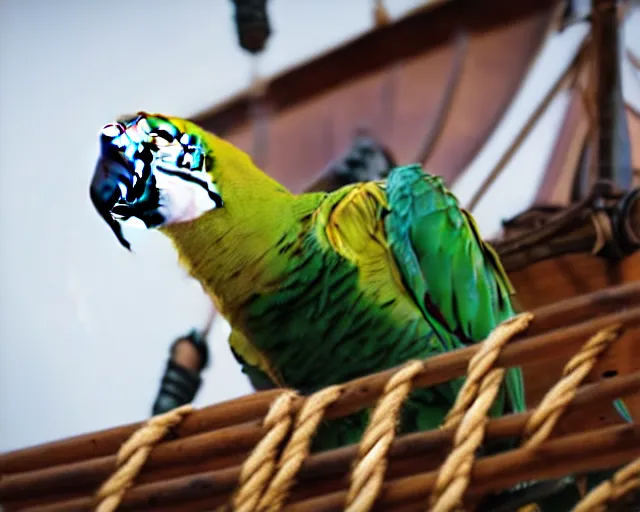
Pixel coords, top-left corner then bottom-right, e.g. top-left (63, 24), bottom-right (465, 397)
top-left (505, 366), bottom-right (527, 414)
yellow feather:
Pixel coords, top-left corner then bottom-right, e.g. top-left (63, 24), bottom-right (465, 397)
top-left (315, 182), bottom-right (409, 297)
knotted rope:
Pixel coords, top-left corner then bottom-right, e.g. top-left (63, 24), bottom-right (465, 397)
top-left (231, 390), bottom-right (299, 512)
top-left (257, 385), bottom-right (342, 512)
top-left (573, 458), bottom-right (640, 512)
top-left (94, 404), bottom-right (193, 512)
top-left (442, 313), bottom-right (534, 430)
top-left (523, 325), bottom-right (620, 449)
top-left (430, 313), bottom-right (534, 512)
top-left (345, 360), bottom-right (425, 512)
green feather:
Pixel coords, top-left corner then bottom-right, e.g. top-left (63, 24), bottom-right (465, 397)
top-left (385, 164), bottom-right (526, 414)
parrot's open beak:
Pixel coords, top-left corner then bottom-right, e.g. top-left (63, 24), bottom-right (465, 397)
top-left (89, 123), bottom-right (134, 250)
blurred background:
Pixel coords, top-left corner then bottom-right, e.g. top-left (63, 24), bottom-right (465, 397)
top-left (1, 0), bottom-right (639, 453)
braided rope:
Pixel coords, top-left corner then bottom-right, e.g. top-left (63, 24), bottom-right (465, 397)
top-left (523, 325), bottom-right (620, 449)
top-left (231, 390), bottom-right (299, 512)
top-left (95, 404), bottom-right (193, 512)
top-left (443, 313), bottom-right (534, 429)
top-left (573, 458), bottom-right (640, 512)
top-left (256, 385), bottom-right (342, 512)
top-left (345, 360), bottom-right (425, 512)
top-left (430, 369), bottom-right (505, 512)
top-left (430, 314), bottom-right (533, 512)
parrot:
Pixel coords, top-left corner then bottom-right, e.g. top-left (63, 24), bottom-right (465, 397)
top-left (89, 112), bottom-right (636, 511)
top-left (89, 111), bottom-right (526, 452)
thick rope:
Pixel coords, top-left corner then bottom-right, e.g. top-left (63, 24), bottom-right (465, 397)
top-left (231, 390), bottom-right (299, 512)
top-left (257, 385), bottom-right (343, 512)
top-left (430, 369), bottom-right (505, 512)
top-left (443, 313), bottom-right (534, 430)
top-left (94, 404), bottom-right (193, 512)
top-left (345, 360), bottom-right (425, 512)
top-left (573, 457), bottom-right (640, 512)
top-left (523, 325), bottom-right (620, 449)
top-left (430, 314), bottom-right (533, 512)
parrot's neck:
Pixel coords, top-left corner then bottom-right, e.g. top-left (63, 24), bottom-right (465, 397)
top-left (160, 137), bottom-right (325, 321)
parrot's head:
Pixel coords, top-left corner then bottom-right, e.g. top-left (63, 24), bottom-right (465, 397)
top-left (90, 112), bottom-right (223, 250)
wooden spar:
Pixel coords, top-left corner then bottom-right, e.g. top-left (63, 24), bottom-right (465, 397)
top-left (587, 0), bottom-right (633, 190)
top-left (6, 372), bottom-right (640, 511)
top-left (286, 423), bottom-right (640, 512)
top-left (0, 391), bottom-right (281, 475)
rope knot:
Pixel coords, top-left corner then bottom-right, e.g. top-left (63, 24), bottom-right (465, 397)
top-left (257, 385), bottom-right (342, 512)
top-left (430, 314), bottom-right (533, 512)
top-left (573, 458), bottom-right (640, 512)
top-left (232, 390), bottom-right (300, 512)
top-left (523, 325), bottom-right (620, 449)
top-left (95, 404), bottom-right (193, 512)
top-left (346, 360), bottom-right (425, 512)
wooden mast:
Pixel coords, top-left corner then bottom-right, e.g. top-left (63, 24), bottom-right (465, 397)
top-left (588, 0), bottom-right (633, 192)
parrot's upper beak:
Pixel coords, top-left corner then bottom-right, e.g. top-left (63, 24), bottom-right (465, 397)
top-left (89, 123), bottom-right (133, 250)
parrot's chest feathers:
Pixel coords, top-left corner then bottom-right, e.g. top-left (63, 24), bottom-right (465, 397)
top-left (161, 200), bottom-right (310, 319)
top-left (235, 220), bottom-right (434, 392)
top-left (240, 245), bottom-right (433, 391)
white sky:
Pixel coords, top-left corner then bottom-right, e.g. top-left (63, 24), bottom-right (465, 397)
top-left (0, 0), bottom-right (639, 452)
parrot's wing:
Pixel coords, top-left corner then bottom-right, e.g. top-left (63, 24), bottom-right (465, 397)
top-left (384, 164), bottom-right (526, 414)
top-left (228, 329), bottom-right (285, 389)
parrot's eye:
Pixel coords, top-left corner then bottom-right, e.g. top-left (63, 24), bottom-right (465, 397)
top-left (90, 112), bottom-right (224, 249)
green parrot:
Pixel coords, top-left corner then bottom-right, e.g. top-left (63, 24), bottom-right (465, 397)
top-left (90, 112), bottom-right (526, 451)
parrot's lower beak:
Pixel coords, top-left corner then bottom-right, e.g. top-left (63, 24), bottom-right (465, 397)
top-left (89, 156), bottom-right (132, 250)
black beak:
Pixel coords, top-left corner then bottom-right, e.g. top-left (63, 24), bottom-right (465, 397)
top-left (89, 158), bottom-right (131, 251)
top-left (89, 154), bottom-right (133, 251)
top-left (89, 123), bottom-right (137, 250)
